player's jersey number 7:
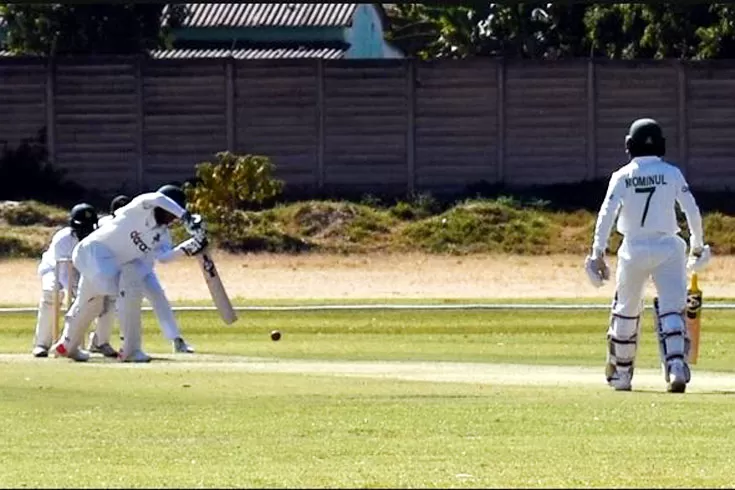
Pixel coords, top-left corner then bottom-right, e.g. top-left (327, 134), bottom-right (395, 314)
top-left (635, 186), bottom-right (656, 227)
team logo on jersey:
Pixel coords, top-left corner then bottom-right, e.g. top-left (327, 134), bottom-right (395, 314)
top-left (152, 233), bottom-right (161, 243)
top-left (130, 230), bottom-right (151, 253)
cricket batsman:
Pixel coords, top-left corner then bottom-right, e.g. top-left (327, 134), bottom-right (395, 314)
top-left (32, 203), bottom-right (117, 358)
top-left (585, 118), bottom-right (711, 393)
top-left (51, 185), bottom-right (206, 362)
top-left (90, 191), bottom-right (196, 354)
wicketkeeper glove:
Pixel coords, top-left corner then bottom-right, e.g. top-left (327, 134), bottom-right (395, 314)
top-left (584, 248), bottom-right (610, 288)
top-left (687, 244), bottom-right (712, 273)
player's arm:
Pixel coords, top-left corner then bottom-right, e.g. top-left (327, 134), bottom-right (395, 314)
top-left (50, 230), bottom-right (74, 287)
top-left (51, 230), bottom-right (75, 262)
top-left (591, 172), bottom-right (624, 256)
top-left (675, 170), bottom-right (711, 272)
top-left (138, 192), bottom-right (187, 219)
top-left (675, 170), bottom-right (704, 250)
top-left (157, 234), bottom-right (207, 263)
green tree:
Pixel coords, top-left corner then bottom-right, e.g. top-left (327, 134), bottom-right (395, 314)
top-left (385, 3), bottom-right (591, 59)
top-left (386, 3), bottom-right (735, 60)
top-left (584, 3), bottom-right (735, 59)
top-left (0, 3), bottom-right (189, 55)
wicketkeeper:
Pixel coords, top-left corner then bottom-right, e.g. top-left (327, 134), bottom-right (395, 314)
top-left (31, 203), bottom-right (115, 358)
top-left (51, 185), bottom-right (206, 362)
top-left (585, 118), bottom-right (711, 393)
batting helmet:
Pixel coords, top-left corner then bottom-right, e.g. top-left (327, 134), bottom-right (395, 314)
top-left (69, 203), bottom-right (98, 241)
top-left (157, 184), bottom-right (186, 209)
top-left (625, 118), bottom-right (666, 158)
top-left (110, 195), bottom-right (130, 217)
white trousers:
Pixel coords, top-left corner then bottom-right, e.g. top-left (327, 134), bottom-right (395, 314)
top-left (613, 234), bottom-right (687, 317)
top-left (33, 270), bottom-right (114, 348)
top-left (143, 272), bottom-right (182, 341)
top-left (60, 241), bottom-right (150, 354)
top-left (88, 271), bottom-right (183, 343)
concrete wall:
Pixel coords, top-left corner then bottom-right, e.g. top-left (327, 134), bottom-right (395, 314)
top-left (2, 57), bottom-right (735, 196)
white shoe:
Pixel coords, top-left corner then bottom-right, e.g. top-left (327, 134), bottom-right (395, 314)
top-left (32, 345), bottom-right (49, 358)
top-left (51, 341), bottom-right (90, 362)
top-left (120, 349), bottom-right (151, 363)
top-left (667, 360), bottom-right (689, 393)
top-left (173, 337), bottom-right (195, 354)
top-left (607, 369), bottom-right (633, 392)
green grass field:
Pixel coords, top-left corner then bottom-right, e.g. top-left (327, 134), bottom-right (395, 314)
top-left (2, 308), bottom-right (735, 488)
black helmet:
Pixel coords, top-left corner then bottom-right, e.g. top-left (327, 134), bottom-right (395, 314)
top-left (625, 118), bottom-right (666, 158)
top-left (69, 203), bottom-right (98, 240)
top-left (110, 195), bottom-right (130, 216)
top-left (157, 184), bottom-right (186, 209)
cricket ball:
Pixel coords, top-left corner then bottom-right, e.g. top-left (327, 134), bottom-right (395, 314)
top-left (270, 330), bottom-right (281, 341)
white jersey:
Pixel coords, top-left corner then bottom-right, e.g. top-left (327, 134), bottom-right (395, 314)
top-left (593, 156), bottom-right (704, 252)
top-left (38, 227), bottom-right (77, 289)
top-left (97, 214), bottom-right (114, 227)
top-left (80, 191), bottom-right (186, 266)
top-left (142, 227), bottom-right (176, 269)
top-left (98, 207), bottom-right (184, 270)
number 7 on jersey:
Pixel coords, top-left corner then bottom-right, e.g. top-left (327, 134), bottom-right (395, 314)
top-left (635, 186), bottom-right (656, 226)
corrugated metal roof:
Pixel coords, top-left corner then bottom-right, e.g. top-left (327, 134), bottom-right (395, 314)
top-left (150, 47), bottom-right (346, 60)
top-left (178, 3), bottom-right (358, 28)
top-left (0, 47), bottom-right (346, 60)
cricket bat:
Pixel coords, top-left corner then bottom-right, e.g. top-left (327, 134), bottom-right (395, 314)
top-left (685, 273), bottom-right (702, 364)
top-left (197, 248), bottom-right (237, 325)
top-left (51, 282), bottom-right (61, 340)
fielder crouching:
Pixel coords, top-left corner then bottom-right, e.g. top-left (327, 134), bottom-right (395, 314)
top-left (51, 185), bottom-right (206, 363)
top-left (585, 118), bottom-right (711, 393)
top-left (32, 203), bottom-right (116, 358)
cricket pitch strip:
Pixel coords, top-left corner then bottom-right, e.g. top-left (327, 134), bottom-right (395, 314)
top-left (2, 353), bottom-right (735, 394)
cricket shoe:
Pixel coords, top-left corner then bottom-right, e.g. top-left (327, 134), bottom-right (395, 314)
top-left (606, 366), bottom-right (633, 392)
top-left (667, 359), bottom-right (690, 394)
top-left (119, 349), bottom-right (152, 363)
top-left (31, 345), bottom-right (49, 358)
top-left (50, 341), bottom-right (90, 362)
top-left (173, 337), bottom-right (195, 354)
top-left (88, 333), bottom-right (119, 358)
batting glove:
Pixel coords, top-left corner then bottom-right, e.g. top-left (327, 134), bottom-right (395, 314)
top-left (180, 236), bottom-right (208, 256)
top-left (584, 248), bottom-right (610, 288)
top-left (687, 244), bottom-right (712, 273)
top-left (182, 212), bottom-right (205, 236)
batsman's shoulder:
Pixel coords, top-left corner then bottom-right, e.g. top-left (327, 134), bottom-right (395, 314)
top-left (607, 167), bottom-right (628, 187)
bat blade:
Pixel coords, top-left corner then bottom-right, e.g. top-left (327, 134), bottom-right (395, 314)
top-left (685, 273), bottom-right (702, 364)
top-left (197, 249), bottom-right (237, 325)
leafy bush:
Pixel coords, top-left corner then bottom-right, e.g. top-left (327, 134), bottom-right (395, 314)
top-left (0, 226), bottom-right (55, 258)
top-left (389, 192), bottom-right (442, 220)
top-left (0, 201), bottom-right (68, 226)
top-left (184, 152), bottom-right (284, 222)
top-left (401, 199), bottom-right (554, 254)
top-left (217, 210), bottom-right (311, 253)
top-left (290, 200), bottom-right (397, 250)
